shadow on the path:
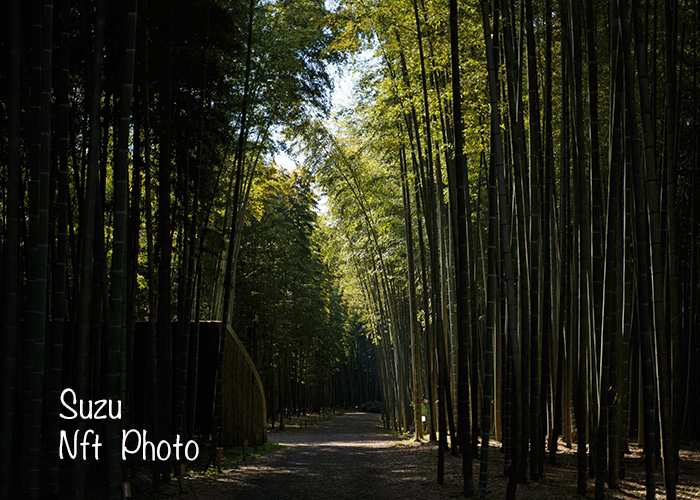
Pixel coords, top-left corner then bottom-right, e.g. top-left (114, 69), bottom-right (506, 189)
top-left (184, 411), bottom-right (434, 500)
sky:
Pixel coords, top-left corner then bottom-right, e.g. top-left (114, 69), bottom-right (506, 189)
top-left (273, 62), bottom-right (355, 172)
top-left (272, 61), bottom-right (357, 215)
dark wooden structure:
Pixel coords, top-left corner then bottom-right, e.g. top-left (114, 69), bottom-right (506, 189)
top-left (133, 321), bottom-right (266, 446)
top-left (221, 325), bottom-right (267, 446)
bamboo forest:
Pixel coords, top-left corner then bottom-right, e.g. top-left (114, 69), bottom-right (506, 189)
top-left (2, 0), bottom-right (700, 498)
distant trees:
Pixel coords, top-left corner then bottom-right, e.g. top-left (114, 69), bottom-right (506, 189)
top-left (234, 165), bottom-right (360, 425)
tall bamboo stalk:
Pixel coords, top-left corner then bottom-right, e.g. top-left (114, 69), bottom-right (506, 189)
top-left (47, 0), bottom-right (70, 494)
top-left (629, 0), bottom-right (677, 495)
top-left (448, 0), bottom-right (474, 493)
top-left (480, 2), bottom-right (522, 497)
top-left (411, 0), bottom-right (450, 482)
top-left (1, 1), bottom-right (22, 497)
top-left (107, 1), bottom-right (137, 496)
top-left (399, 147), bottom-right (424, 441)
top-left (24, 2), bottom-right (53, 497)
top-left (618, 2), bottom-right (657, 495)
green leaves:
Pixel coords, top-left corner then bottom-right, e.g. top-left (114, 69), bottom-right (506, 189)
top-left (235, 164), bottom-right (350, 384)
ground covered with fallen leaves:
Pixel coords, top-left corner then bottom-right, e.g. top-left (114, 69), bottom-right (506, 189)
top-left (161, 411), bottom-right (700, 499)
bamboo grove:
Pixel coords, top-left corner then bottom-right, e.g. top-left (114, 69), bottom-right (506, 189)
top-left (0, 1), bottom-right (383, 499)
top-left (302, 0), bottom-right (700, 498)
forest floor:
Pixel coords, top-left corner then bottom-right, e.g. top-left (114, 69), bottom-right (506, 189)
top-left (169, 411), bottom-right (700, 499)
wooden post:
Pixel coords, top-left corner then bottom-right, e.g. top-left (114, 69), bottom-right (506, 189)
top-left (178, 463), bottom-right (186, 492)
top-left (217, 447), bottom-right (224, 473)
top-left (243, 438), bottom-right (248, 462)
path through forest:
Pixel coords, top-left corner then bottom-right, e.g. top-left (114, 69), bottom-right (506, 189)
top-left (179, 411), bottom-right (700, 500)
top-left (180, 411), bottom-right (455, 499)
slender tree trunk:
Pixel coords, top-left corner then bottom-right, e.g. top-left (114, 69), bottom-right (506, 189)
top-left (400, 147), bottom-right (423, 441)
top-left (597, 50), bottom-right (623, 496)
top-left (629, 0), bottom-right (677, 495)
top-left (141, 17), bottom-right (161, 484)
top-left (75, 1), bottom-right (105, 497)
top-left (448, 0), bottom-right (474, 494)
top-left (107, 1), bottom-right (137, 496)
top-left (213, 0), bottom-right (256, 454)
top-left (411, 0), bottom-right (450, 482)
top-left (46, 1), bottom-right (70, 495)
top-left (618, 2), bottom-right (656, 495)
top-left (524, 0), bottom-right (544, 480)
top-left (480, 2), bottom-right (522, 497)
top-left (479, 120), bottom-right (498, 499)
top-left (663, 0), bottom-right (683, 482)
top-left (1, 1), bottom-right (22, 497)
top-left (23, 3), bottom-right (53, 497)
top-left (606, 17), bottom-right (625, 489)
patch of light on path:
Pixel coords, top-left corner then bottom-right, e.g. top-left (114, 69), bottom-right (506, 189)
top-left (272, 440), bottom-right (395, 448)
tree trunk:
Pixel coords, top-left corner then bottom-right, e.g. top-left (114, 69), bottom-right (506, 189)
top-left (107, 1), bottom-right (137, 496)
top-left (74, 1), bottom-right (105, 496)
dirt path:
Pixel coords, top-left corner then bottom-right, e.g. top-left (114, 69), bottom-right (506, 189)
top-left (177, 411), bottom-right (700, 500)
top-left (178, 411), bottom-right (449, 500)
